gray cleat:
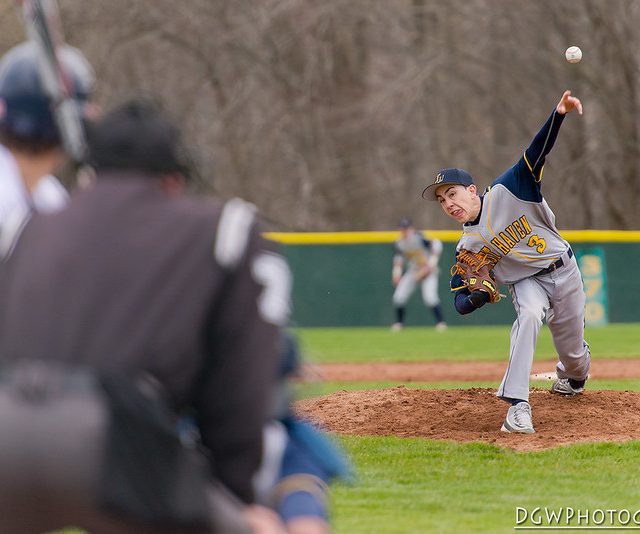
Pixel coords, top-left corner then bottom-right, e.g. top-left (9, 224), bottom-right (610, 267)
top-left (501, 402), bottom-right (535, 434)
top-left (551, 378), bottom-right (585, 396)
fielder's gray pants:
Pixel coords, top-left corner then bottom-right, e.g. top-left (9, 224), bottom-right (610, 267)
top-left (0, 382), bottom-right (251, 534)
top-left (392, 269), bottom-right (440, 308)
top-left (497, 251), bottom-right (591, 402)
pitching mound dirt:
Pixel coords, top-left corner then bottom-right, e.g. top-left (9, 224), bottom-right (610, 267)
top-left (295, 387), bottom-right (640, 451)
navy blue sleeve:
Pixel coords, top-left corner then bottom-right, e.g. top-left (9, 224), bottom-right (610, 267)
top-left (451, 272), bottom-right (491, 314)
top-left (453, 286), bottom-right (473, 315)
top-left (492, 109), bottom-right (565, 202)
top-left (277, 437), bottom-right (329, 521)
top-left (451, 251), bottom-right (476, 314)
top-left (524, 109), bottom-right (565, 178)
top-left (451, 273), bottom-right (474, 314)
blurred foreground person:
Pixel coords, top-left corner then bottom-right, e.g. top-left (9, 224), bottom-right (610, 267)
top-left (0, 100), bottom-right (292, 533)
top-left (0, 41), bottom-right (94, 234)
top-left (255, 333), bottom-right (352, 534)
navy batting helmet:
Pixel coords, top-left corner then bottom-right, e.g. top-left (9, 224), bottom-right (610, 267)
top-left (0, 41), bottom-right (94, 145)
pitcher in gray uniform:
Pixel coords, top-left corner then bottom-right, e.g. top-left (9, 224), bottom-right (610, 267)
top-left (422, 90), bottom-right (590, 434)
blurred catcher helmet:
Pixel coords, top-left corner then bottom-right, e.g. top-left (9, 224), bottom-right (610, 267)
top-left (0, 41), bottom-right (94, 145)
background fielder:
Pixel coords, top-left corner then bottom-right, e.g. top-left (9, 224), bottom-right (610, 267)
top-left (391, 217), bottom-right (446, 331)
top-left (422, 90), bottom-right (590, 434)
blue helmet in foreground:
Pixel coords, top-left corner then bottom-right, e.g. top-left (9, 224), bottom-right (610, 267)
top-left (0, 41), bottom-right (94, 146)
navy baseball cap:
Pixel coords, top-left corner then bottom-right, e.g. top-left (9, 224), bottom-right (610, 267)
top-left (398, 217), bottom-right (413, 228)
top-left (421, 168), bottom-right (475, 201)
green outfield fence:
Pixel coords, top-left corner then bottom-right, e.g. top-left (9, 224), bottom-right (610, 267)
top-left (264, 230), bottom-right (640, 327)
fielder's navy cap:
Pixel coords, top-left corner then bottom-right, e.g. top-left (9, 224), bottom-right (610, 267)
top-left (398, 217), bottom-right (413, 228)
top-left (421, 168), bottom-right (475, 201)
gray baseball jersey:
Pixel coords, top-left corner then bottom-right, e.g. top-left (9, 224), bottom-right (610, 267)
top-left (394, 231), bottom-right (442, 271)
top-left (457, 185), bottom-right (570, 285)
top-left (393, 232), bottom-right (442, 307)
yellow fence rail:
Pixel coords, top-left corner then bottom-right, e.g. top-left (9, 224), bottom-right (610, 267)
top-left (264, 229), bottom-right (640, 245)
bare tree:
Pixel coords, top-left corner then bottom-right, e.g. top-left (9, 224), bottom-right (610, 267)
top-left (1, 0), bottom-right (637, 230)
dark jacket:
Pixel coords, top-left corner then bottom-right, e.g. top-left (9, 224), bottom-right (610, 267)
top-left (0, 171), bottom-right (287, 503)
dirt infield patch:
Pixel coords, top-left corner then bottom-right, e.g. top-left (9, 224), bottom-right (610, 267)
top-left (311, 358), bottom-right (640, 382)
top-left (295, 387), bottom-right (640, 451)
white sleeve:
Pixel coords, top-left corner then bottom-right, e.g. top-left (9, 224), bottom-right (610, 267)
top-left (427, 238), bottom-right (443, 268)
top-left (430, 238), bottom-right (443, 257)
top-left (392, 242), bottom-right (404, 277)
top-left (0, 158), bottom-right (26, 224)
top-left (31, 175), bottom-right (69, 214)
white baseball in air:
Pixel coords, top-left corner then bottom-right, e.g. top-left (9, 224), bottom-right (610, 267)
top-left (565, 46), bottom-right (582, 64)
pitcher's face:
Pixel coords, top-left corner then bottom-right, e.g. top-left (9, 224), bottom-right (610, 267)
top-left (435, 184), bottom-right (480, 224)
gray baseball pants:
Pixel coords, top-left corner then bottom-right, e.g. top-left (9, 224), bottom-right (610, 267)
top-left (393, 269), bottom-right (440, 308)
top-left (497, 250), bottom-right (590, 402)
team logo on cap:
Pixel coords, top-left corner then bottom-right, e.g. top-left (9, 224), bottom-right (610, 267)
top-left (434, 172), bottom-right (444, 184)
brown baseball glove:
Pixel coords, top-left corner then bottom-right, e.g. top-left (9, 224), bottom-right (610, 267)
top-left (451, 249), bottom-right (501, 303)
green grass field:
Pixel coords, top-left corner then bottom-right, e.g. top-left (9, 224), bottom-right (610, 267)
top-left (330, 438), bottom-right (640, 533)
top-left (293, 323), bottom-right (640, 533)
top-left (295, 323), bottom-right (640, 363)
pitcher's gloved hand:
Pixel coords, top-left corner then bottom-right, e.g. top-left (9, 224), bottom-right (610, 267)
top-left (451, 249), bottom-right (501, 303)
